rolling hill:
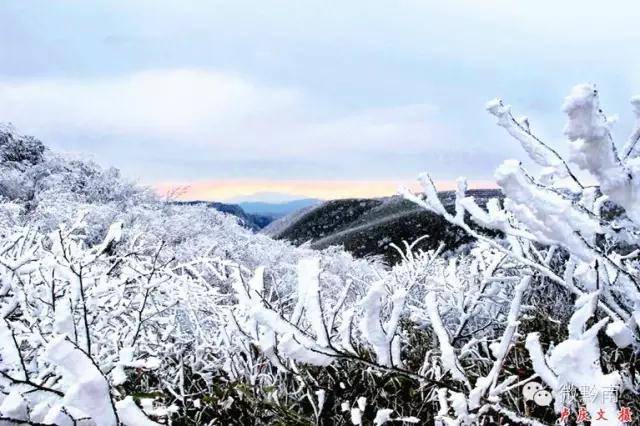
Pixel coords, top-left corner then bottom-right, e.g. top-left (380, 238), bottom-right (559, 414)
top-left (262, 189), bottom-right (501, 264)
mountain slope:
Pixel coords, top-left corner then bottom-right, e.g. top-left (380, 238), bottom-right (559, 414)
top-left (238, 198), bottom-right (320, 218)
top-left (180, 201), bottom-right (273, 230)
top-left (263, 189), bottom-right (501, 264)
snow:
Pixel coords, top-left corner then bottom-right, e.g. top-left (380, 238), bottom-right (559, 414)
top-left (563, 84), bottom-right (640, 223)
top-left (41, 404), bottom-right (90, 426)
top-left (623, 95), bottom-right (640, 158)
top-left (338, 307), bottom-right (357, 353)
top-left (251, 307), bottom-right (333, 366)
top-left (315, 389), bottom-right (326, 415)
top-left (605, 320), bottom-right (635, 348)
top-left (526, 293), bottom-right (622, 423)
top-left (407, 84), bottom-right (640, 424)
top-left (563, 84), bottom-right (609, 142)
top-left (468, 276), bottom-right (530, 409)
top-left (568, 292), bottom-right (599, 338)
top-left (360, 282), bottom-right (406, 367)
top-left (487, 98), bottom-right (560, 169)
top-left (116, 396), bottom-right (161, 426)
top-left (425, 292), bottom-right (466, 383)
top-left (0, 321), bottom-right (23, 379)
top-left (371, 409), bottom-right (420, 425)
top-left (357, 396), bottom-right (367, 411)
top-left (296, 257), bottom-right (328, 346)
top-left (261, 202), bottom-right (323, 238)
top-left (350, 407), bottom-right (362, 425)
top-left (0, 390), bottom-right (28, 421)
top-left (92, 221), bottom-right (123, 256)
top-left (525, 333), bottom-right (559, 390)
top-left (373, 408), bottom-right (394, 425)
top-left (449, 392), bottom-right (470, 420)
top-left (112, 346), bottom-right (161, 385)
top-left (53, 298), bottom-right (75, 336)
top-left (44, 335), bottom-right (118, 426)
top-left (495, 160), bottom-right (600, 261)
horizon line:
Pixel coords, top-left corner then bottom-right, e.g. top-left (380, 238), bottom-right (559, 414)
top-left (154, 178), bottom-right (497, 202)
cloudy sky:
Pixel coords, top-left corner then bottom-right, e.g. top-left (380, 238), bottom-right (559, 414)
top-left (2, 1), bottom-right (640, 200)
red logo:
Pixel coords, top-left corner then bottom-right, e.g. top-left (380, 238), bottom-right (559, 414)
top-left (576, 407), bottom-right (590, 423)
top-left (618, 407), bottom-right (633, 423)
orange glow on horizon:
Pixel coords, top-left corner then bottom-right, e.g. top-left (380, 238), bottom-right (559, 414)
top-left (154, 179), bottom-right (497, 201)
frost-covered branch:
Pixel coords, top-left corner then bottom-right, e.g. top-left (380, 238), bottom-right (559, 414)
top-left (405, 83), bottom-right (640, 425)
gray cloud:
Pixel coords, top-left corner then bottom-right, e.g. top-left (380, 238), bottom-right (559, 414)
top-left (2, 1), bottom-right (640, 187)
top-left (0, 70), bottom-right (455, 182)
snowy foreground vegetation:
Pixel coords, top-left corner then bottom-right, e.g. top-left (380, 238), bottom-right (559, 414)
top-left (1, 84), bottom-right (640, 425)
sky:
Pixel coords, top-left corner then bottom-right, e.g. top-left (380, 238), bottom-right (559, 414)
top-left (2, 1), bottom-right (640, 201)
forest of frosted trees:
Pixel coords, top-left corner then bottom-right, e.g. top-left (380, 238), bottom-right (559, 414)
top-left (1, 84), bottom-right (639, 425)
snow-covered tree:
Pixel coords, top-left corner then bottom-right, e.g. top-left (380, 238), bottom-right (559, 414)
top-left (0, 215), bottom-right (234, 424)
top-left (398, 83), bottom-right (640, 424)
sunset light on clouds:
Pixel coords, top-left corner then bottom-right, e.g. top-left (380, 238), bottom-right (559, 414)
top-left (155, 179), bottom-right (496, 201)
top-left (3, 1), bottom-right (640, 201)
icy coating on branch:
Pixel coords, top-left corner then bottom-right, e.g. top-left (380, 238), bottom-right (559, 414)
top-left (401, 83), bottom-right (640, 424)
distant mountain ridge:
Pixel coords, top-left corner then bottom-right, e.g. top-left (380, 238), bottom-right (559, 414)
top-left (263, 189), bottom-right (502, 264)
top-left (179, 201), bottom-right (273, 230)
top-left (179, 198), bottom-right (320, 231)
top-left (226, 191), bottom-right (315, 203)
top-left (238, 199), bottom-right (320, 217)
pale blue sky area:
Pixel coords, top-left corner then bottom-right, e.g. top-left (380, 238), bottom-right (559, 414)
top-left (2, 1), bottom-right (640, 188)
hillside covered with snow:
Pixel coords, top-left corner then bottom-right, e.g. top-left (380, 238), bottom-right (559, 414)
top-left (2, 84), bottom-right (640, 425)
top-left (263, 190), bottom-right (501, 264)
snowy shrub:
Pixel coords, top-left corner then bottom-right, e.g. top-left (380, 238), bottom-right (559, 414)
top-left (398, 84), bottom-right (640, 424)
top-left (0, 217), bottom-right (232, 424)
top-left (0, 124), bottom-right (45, 167)
top-left (0, 200), bottom-right (23, 238)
